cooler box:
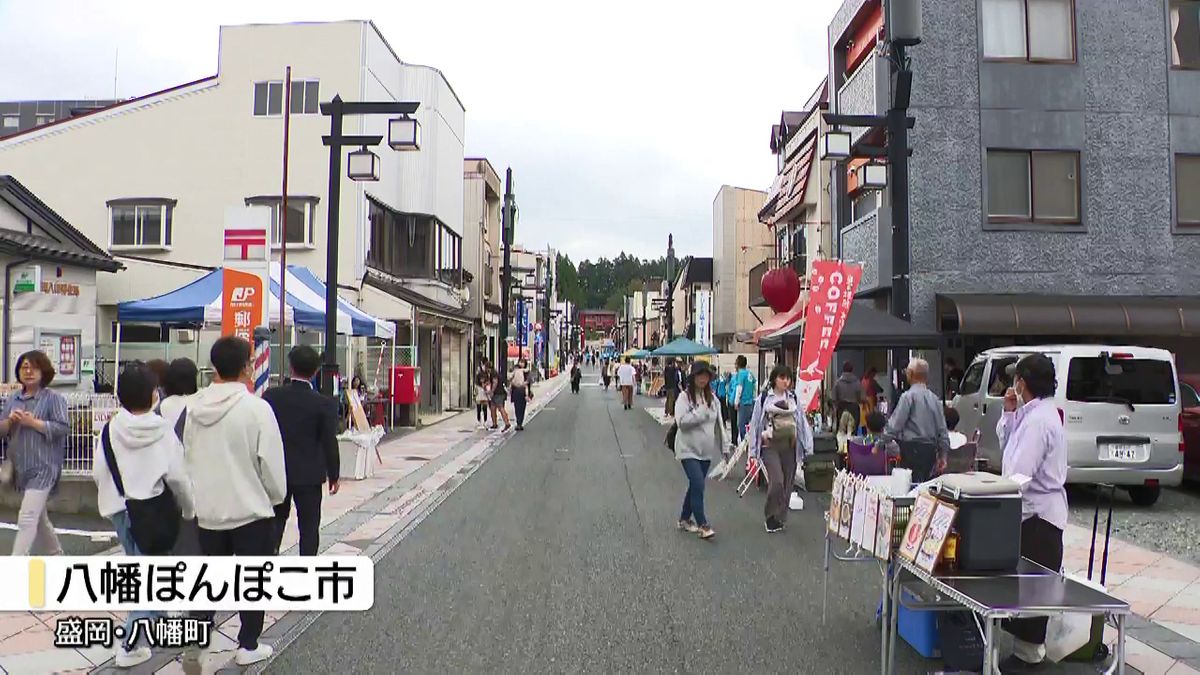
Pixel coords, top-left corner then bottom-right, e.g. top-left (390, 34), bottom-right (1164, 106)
top-left (391, 366), bottom-right (420, 405)
top-left (935, 473), bottom-right (1023, 572)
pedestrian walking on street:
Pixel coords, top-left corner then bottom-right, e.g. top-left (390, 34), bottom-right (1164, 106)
top-left (264, 346), bottom-right (340, 556)
top-left (488, 362), bottom-right (512, 432)
top-left (833, 362), bottom-right (864, 435)
top-left (675, 362), bottom-right (723, 540)
top-left (183, 336), bottom-right (286, 666)
top-left (729, 355), bottom-right (757, 445)
top-left (2, 350), bottom-right (68, 556)
top-left (157, 358), bottom-right (198, 431)
top-left (475, 360), bottom-right (493, 428)
top-left (663, 358), bottom-right (681, 417)
top-left (509, 359), bottom-right (533, 431)
top-left (146, 358), bottom-right (170, 403)
top-left (570, 361), bottom-right (582, 394)
top-left (601, 359), bottom-right (612, 390)
top-left (881, 358), bottom-right (950, 482)
top-left (749, 365), bottom-right (813, 533)
top-left (616, 357), bottom-right (637, 410)
top-left (93, 362), bottom-right (195, 668)
top-left (997, 354), bottom-right (1067, 672)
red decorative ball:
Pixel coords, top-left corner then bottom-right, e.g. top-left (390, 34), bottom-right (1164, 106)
top-left (761, 267), bottom-right (801, 313)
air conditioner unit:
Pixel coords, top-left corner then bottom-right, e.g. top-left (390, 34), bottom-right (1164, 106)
top-left (176, 329), bottom-right (197, 344)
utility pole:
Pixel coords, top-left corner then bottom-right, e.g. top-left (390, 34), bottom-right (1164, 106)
top-left (543, 262), bottom-right (552, 376)
top-left (665, 234), bottom-right (676, 341)
top-left (498, 169), bottom-right (515, 384)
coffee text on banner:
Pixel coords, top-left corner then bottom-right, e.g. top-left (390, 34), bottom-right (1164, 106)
top-left (796, 260), bottom-right (863, 411)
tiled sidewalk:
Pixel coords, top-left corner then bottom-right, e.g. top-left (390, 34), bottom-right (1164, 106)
top-left (0, 376), bottom-right (566, 675)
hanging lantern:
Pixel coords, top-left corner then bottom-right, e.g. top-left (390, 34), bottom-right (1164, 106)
top-left (761, 267), bottom-right (801, 314)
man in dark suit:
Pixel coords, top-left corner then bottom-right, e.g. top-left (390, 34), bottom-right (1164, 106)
top-left (264, 345), bottom-right (340, 555)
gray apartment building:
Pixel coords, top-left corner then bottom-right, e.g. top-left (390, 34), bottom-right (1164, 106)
top-left (828, 0), bottom-right (1200, 376)
top-left (0, 100), bottom-right (120, 137)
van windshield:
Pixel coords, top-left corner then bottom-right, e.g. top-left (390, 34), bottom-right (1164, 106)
top-left (1065, 357), bottom-right (1176, 405)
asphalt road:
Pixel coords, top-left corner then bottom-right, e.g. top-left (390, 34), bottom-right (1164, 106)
top-left (1068, 483), bottom-right (1200, 566)
top-left (272, 381), bottom-right (926, 674)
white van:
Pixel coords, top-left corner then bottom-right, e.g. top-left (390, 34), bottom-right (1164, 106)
top-left (952, 345), bottom-right (1183, 506)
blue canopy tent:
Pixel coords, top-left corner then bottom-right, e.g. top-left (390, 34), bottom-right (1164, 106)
top-left (114, 263), bottom-right (397, 385)
top-left (650, 337), bottom-right (719, 357)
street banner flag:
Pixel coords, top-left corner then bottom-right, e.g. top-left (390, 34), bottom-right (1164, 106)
top-left (796, 260), bottom-right (863, 412)
top-left (221, 268), bottom-right (264, 342)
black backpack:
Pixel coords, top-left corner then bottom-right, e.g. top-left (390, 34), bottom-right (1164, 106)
top-left (666, 422), bottom-right (678, 451)
top-left (100, 423), bottom-right (181, 555)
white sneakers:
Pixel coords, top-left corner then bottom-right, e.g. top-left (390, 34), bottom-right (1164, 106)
top-left (114, 645), bottom-right (152, 668)
top-left (235, 643), bottom-right (274, 666)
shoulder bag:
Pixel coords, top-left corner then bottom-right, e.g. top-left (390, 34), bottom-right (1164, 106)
top-left (100, 423), bottom-right (181, 555)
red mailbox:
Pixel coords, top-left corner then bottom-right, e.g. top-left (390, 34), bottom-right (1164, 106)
top-left (391, 366), bottom-right (420, 405)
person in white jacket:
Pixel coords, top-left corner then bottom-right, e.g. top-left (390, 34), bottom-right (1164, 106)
top-left (92, 362), bottom-right (196, 669)
top-left (183, 336), bottom-right (286, 667)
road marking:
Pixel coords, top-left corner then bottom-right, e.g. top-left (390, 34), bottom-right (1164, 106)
top-left (555, 448), bottom-right (570, 453)
top-left (0, 521), bottom-right (116, 540)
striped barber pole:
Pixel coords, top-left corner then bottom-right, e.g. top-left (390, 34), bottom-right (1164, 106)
top-left (253, 337), bottom-right (271, 396)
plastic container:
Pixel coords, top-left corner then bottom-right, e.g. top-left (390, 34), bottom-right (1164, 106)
top-left (935, 473), bottom-right (1023, 572)
top-left (897, 588), bottom-right (940, 658)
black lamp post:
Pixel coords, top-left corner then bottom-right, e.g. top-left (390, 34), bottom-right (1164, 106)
top-left (497, 169), bottom-right (516, 384)
top-left (665, 234), bottom-right (676, 341)
top-left (319, 95), bottom-right (420, 395)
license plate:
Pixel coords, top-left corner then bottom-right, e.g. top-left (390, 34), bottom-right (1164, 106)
top-left (1103, 444), bottom-right (1149, 463)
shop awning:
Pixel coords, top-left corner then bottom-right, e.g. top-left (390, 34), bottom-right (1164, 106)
top-left (117, 263), bottom-right (396, 338)
top-left (759, 301), bottom-right (942, 349)
top-left (937, 294), bottom-right (1200, 337)
top-left (651, 337), bottom-right (718, 357)
top-left (752, 293), bottom-right (806, 343)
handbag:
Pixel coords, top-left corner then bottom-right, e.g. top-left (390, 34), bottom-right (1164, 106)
top-left (0, 458), bottom-right (14, 489)
top-left (665, 422), bottom-right (678, 451)
top-left (100, 423), bottom-right (181, 555)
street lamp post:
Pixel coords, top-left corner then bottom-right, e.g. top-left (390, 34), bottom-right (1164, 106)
top-left (319, 95), bottom-right (420, 395)
top-left (543, 265), bottom-right (553, 376)
top-left (665, 234), bottom-right (676, 341)
top-left (497, 169), bottom-right (516, 385)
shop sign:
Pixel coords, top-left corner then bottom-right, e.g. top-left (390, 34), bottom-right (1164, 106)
top-left (41, 281), bottom-right (81, 296)
top-left (13, 265), bottom-right (40, 295)
top-left (695, 290), bottom-right (713, 347)
top-left (796, 260), bottom-right (862, 411)
top-left (36, 331), bottom-right (81, 384)
top-left (221, 268), bottom-right (264, 341)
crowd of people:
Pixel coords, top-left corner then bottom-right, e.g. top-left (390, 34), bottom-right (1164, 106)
top-left (1, 339), bottom-right (343, 668)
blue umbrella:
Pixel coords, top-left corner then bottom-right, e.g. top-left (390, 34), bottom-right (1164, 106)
top-left (650, 337), bottom-right (719, 357)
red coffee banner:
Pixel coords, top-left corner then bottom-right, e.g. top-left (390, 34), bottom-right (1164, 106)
top-left (796, 260), bottom-right (863, 412)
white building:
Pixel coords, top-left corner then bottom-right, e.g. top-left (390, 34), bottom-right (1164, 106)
top-left (463, 158), bottom-right (502, 369)
top-left (0, 21), bottom-right (472, 418)
top-left (712, 185), bottom-right (770, 353)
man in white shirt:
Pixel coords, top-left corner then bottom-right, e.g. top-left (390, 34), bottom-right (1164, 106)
top-left (616, 358), bottom-right (637, 410)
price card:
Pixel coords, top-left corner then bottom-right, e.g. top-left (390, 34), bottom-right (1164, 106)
top-left (828, 471), bottom-right (845, 535)
top-left (850, 481), bottom-right (867, 546)
top-left (862, 490), bottom-right (880, 556)
top-left (899, 492), bottom-right (938, 563)
top-left (875, 497), bottom-right (894, 561)
top-left (915, 501), bottom-right (958, 573)
top-left (839, 476), bottom-right (856, 540)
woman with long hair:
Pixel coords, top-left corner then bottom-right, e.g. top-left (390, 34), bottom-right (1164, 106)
top-left (1, 350), bottom-right (69, 555)
top-left (674, 362), bottom-right (725, 540)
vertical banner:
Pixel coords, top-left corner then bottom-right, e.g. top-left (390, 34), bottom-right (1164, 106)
top-left (695, 290), bottom-right (713, 347)
top-left (223, 207), bottom-right (271, 392)
top-left (796, 260), bottom-right (862, 412)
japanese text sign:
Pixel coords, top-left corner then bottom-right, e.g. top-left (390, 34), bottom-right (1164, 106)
top-left (221, 268), bottom-right (264, 341)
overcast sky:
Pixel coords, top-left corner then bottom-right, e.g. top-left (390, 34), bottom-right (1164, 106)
top-left (0, 0), bottom-right (840, 262)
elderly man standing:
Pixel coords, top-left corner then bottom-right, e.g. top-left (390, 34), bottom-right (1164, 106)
top-left (882, 358), bottom-right (950, 481)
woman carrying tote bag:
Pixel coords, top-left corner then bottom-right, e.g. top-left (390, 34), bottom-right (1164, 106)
top-left (674, 362), bottom-right (725, 540)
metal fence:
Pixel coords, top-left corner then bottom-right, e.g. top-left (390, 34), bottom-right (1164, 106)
top-left (357, 345), bottom-right (415, 392)
top-left (0, 392), bottom-right (118, 477)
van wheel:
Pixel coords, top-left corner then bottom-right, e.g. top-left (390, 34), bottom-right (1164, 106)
top-left (1127, 485), bottom-right (1161, 506)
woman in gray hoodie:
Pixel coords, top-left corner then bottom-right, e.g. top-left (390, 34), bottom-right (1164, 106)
top-left (675, 362), bottom-right (725, 540)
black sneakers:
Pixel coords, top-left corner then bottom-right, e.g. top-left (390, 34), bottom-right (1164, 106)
top-left (765, 517), bottom-right (784, 533)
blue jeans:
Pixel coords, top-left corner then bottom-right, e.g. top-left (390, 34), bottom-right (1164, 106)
top-left (736, 403), bottom-right (755, 444)
top-left (110, 510), bottom-right (157, 650)
top-left (680, 459), bottom-right (712, 527)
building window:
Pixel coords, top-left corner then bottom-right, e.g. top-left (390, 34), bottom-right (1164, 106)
top-left (987, 150), bottom-right (1080, 224)
top-left (1179, 155), bottom-right (1200, 226)
top-left (1173, 1), bottom-right (1200, 68)
top-left (34, 115), bottom-right (53, 126)
top-left (777, 225), bottom-right (789, 262)
top-left (111, 322), bottom-right (168, 343)
top-left (852, 191), bottom-right (880, 221)
top-left (981, 0), bottom-right (1075, 62)
top-left (107, 200), bottom-right (175, 248)
top-left (2, 116), bottom-right (18, 129)
top-left (244, 196), bottom-right (317, 246)
top-left (253, 80), bottom-right (319, 116)
top-left (368, 198), bottom-right (463, 282)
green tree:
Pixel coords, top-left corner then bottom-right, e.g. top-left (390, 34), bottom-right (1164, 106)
top-left (555, 253), bottom-right (585, 306)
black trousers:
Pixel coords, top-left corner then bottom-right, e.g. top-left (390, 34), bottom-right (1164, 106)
top-left (197, 517), bottom-right (276, 649)
top-left (512, 387), bottom-right (528, 427)
top-left (1008, 516), bottom-right (1064, 646)
top-left (273, 484), bottom-right (323, 556)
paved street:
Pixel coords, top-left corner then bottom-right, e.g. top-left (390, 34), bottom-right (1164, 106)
top-left (273, 375), bottom-right (924, 673)
top-left (1068, 485), bottom-right (1200, 567)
